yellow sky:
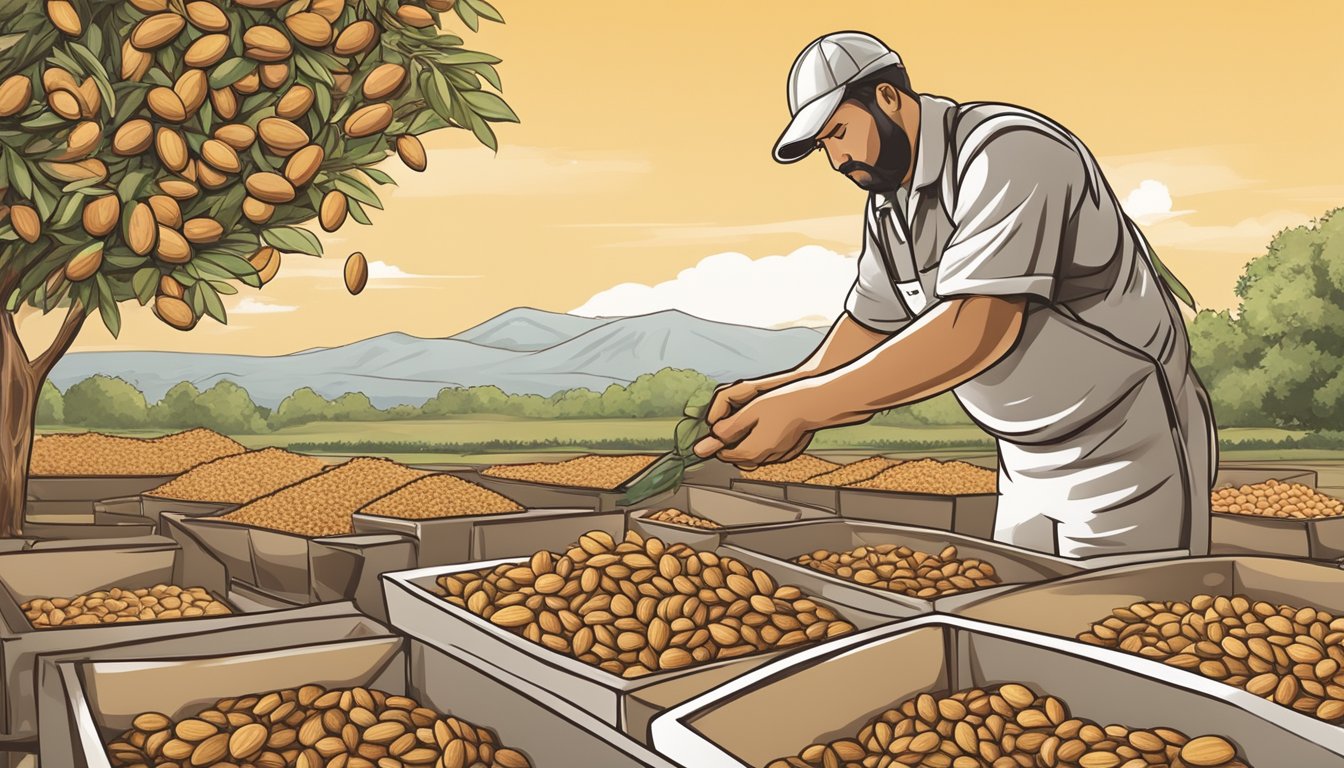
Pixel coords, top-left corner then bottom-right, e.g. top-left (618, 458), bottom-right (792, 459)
top-left (19, 0), bottom-right (1344, 355)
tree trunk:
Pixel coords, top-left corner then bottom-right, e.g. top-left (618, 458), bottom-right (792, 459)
top-left (0, 314), bottom-right (37, 538)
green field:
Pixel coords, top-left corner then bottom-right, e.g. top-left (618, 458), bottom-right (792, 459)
top-left (36, 418), bottom-right (1341, 465)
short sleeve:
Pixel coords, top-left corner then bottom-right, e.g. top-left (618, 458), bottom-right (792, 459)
top-left (845, 205), bottom-right (910, 333)
top-left (935, 126), bottom-right (1085, 302)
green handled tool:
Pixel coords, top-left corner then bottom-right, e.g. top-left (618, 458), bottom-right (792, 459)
top-left (617, 392), bottom-right (713, 506)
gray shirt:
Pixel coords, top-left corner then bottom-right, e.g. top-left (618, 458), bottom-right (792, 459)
top-left (845, 93), bottom-right (1216, 558)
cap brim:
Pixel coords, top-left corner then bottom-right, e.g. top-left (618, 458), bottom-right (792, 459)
top-left (772, 87), bottom-right (846, 164)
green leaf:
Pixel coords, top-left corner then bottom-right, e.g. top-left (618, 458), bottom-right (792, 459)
top-left (5, 149), bottom-right (33, 199)
top-left (333, 175), bottom-right (383, 208)
top-left (434, 50), bottom-right (501, 66)
top-left (423, 69), bottom-right (455, 125)
top-left (454, 1), bottom-right (479, 32)
top-left (463, 90), bottom-right (518, 122)
top-left (199, 282), bottom-right (226, 324)
top-left (464, 0), bottom-right (504, 23)
top-left (347, 199), bottom-right (372, 225)
top-left (683, 391), bottom-right (712, 419)
top-left (209, 58), bottom-right (256, 89)
top-left (361, 168), bottom-right (396, 186)
top-left (463, 62), bottom-right (502, 91)
top-left (95, 274), bottom-right (121, 337)
top-left (132, 267), bottom-right (158, 303)
top-left (466, 111), bottom-right (497, 151)
top-left (117, 168), bottom-right (154, 202)
top-left (262, 226), bottom-right (324, 256)
top-left (1149, 250), bottom-right (1197, 311)
top-left (67, 42), bottom-right (117, 115)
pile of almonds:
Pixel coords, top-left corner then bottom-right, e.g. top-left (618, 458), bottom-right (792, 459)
top-left (481, 454), bottom-right (658, 490)
top-left (849, 458), bottom-right (997, 495)
top-left (1079, 594), bottom-right (1344, 723)
top-left (23, 584), bottom-right (230, 629)
top-left (359, 474), bottom-right (525, 520)
top-left (218, 458), bottom-right (431, 536)
top-left (1211, 479), bottom-right (1344, 519)
top-left (30, 428), bottom-right (245, 476)
top-left (740, 455), bottom-right (841, 484)
top-left (794, 544), bottom-right (1002, 599)
top-left (146, 447), bottom-right (330, 504)
top-left (104, 684), bottom-right (530, 768)
top-left (435, 530), bottom-right (856, 678)
top-left (770, 683), bottom-right (1249, 768)
top-left (643, 508), bottom-right (724, 530)
top-left (804, 456), bottom-right (902, 487)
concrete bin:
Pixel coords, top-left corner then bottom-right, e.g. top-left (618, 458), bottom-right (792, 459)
top-left (59, 634), bottom-right (678, 768)
top-left (649, 615), bottom-right (1344, 766)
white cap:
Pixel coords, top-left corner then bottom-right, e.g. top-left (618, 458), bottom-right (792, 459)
top-left (773, 32), bottom-right (905, 163)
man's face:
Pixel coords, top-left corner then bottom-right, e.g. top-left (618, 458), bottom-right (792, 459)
top-left (815, 89), bottom-right (913, 192)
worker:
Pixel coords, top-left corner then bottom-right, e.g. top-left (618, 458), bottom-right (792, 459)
top-left (694, 32), bottom-right (1216, 559)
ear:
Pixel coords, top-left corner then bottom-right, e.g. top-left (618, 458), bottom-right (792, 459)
top-left (875, 83), bottom-right (903, 112)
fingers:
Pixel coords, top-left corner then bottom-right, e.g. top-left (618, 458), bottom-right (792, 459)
top-left (692, 435), bottom-right (724, 459)
top-left (707, 381), bottom-right (754, 425)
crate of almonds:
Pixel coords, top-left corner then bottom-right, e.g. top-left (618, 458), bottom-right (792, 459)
top-left (719, 518), bottom-right (1089, 618)
top-left (650, 614), bottom-right (1335, 766)
top-left (1208, 466), bottom-right (1344, 560)
top-left (58, 634), bottom-right (679, 768)
top-left (948, 555), bottom-right (1344, 753)
top-left (380, 529), bottom-right (896, 743)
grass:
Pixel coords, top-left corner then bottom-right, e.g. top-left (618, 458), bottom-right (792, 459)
top-left (36, 418), bottom-right (1344, 463)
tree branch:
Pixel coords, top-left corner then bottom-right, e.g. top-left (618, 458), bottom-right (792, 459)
top-left (32, 303), bottom-right (85, 379)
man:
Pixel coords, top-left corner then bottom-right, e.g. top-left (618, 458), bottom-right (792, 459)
top-left (693, 32), bottom-right (1217, 559)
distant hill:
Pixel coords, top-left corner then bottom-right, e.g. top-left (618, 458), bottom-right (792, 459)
top-left (49, 308), bottom-right (825, 407)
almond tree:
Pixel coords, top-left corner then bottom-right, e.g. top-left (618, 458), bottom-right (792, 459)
top-left (0, 0), bottom-right (515, 535)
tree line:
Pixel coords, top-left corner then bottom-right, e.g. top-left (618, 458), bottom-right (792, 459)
top-left (36, 366), bottom-right (977, 433)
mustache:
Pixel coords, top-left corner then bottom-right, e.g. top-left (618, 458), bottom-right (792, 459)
top-left (837, 160), bottom-right (879, 176)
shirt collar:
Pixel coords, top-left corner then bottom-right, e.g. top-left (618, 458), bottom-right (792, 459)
top-left (874, 93), bottom-right (957, 210)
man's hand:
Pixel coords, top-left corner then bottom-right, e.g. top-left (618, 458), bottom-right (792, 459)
top-left (706, 379), bottom-right (767, 425)
top-left (693, 389), bottom-right (817, 469)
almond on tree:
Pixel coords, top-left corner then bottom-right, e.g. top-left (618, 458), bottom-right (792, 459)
top-left (0, 0), bottom-right (516, 536)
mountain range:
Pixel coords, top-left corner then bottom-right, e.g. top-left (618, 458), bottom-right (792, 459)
top-left (48, 308), bottom-right (827, 408)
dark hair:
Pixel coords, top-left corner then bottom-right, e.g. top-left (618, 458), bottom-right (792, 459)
top-left (842, 64), bottom-right (914, 109)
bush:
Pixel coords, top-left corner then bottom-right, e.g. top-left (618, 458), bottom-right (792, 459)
top-left (35, 381), bottom-right (63, 425)
top-left (63, 376), bottom-right (148, 428)
top-left (269, 388), bottom-right (332, 430)
top-left (196, 381), bottom-right (268, 434)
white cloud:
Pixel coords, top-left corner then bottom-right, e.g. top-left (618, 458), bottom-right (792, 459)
top-left (231, 297), bottom-right (297, 314)
top-left (572, 245), bottom-right (855, 328)
top-left (1121, 179), bottom-right (1191, 224)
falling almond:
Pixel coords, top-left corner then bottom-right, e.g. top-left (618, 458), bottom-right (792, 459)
top-left (344, 252), bottom-right (368, 295)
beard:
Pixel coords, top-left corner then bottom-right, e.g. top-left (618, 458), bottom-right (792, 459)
top-left (837, 106), bottom-right (913, 192)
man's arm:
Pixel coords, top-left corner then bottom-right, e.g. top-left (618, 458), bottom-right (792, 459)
top-left (708, 312), bottom-right (889, 423)
top-left (696, 295), bottom-right (1025, 463)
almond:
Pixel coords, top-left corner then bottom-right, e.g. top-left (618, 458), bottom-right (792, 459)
top-left (48, 89), bottom-right (82, 120)
top-left (64, 242), bottom-right (103, 282)
top-left (488, 604), bottom-right (533, 628)
top-left (395, 5), bottom-right (435, 28)
top-left (47, 0), bottom-right (82, 36)
top-left (159, 275), bottom-right (185, 299)
top-left (395, 135), bottom-right (426, 171)
top-left (156, 226), bottom-right (193, 263)
top-left (132, 13), bottom-right (186, 49)
top-left (228, 722), bottom-right (267, 760)
top-left (183, 217), bottom-right (223, 244)
top-left (185, 1), bottom-right (228, 32)
top-left (58, 120), bottom-right (101, 160)
top-left (233, 70), bottom-right (261, 94)
top-left (175, 718), bottom-right (218, 742)
top-left (125, 202), bottom-right (157, 255)
top-left (121, 41), bottom-right (152, 81)
top-left (251, 246), bottom-right (281, 283)
top-left (133, 712), bottom-right (171, 732)
top-left (200, 139), bottom-right (241, 173)
top-left (81, 195), bottom-right (120, 237)
top-left (184, 34), bottom-right (230, 68)
top-left (154, 295), bottom-right (195, 330)
top-left (362, 64), bottom-right (407, 101)
top-left (1178, 736), bottom-right (1236, 767)
top-left (310, 0), bottom-right (344, 22)
top-left (147, 194), bottom-right (182, 228)
top-left (260, 62), bottom-right (289, 90)
top-left (155, 127), bottom-right (189, 172)
top-left (344, 103), bottom-right (392, 138)
top-left (191, 732), bottom-right (229, 765)
top-left (209, 87), bottom-right (239, 120)
top-left (245, 172), bottom-right (295, 204)
top-left (147, 87), bottom-right (187, 122)
top-left (213, 123), bottom-right (256, 151)
top-left (257, 117), bottom-right (308, 154)
top-left (276, 84), bottom-right (314, 119)
top-left (332, 20), bottom-right (377, 56)
top-left (285, 12), bottom-right (333, 47)
top-left (283, 144), bottom-right (324, 187)
top-left (0, 74), bottom-right (32, 117)
top-left (77, 77), bottom-right (101, 118)
top-left (113, 119), bottom-right (153, 155)
top-left (319, 190), bottom-right (347, 231)
top-left (10, 204), bottom-right (40, 243)
top-left (343, 251), bottom-right (367, 294)
top-left (243, 25), bottom-right (291, 62)
top-left (243, 196), bottom-right (275, 225)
